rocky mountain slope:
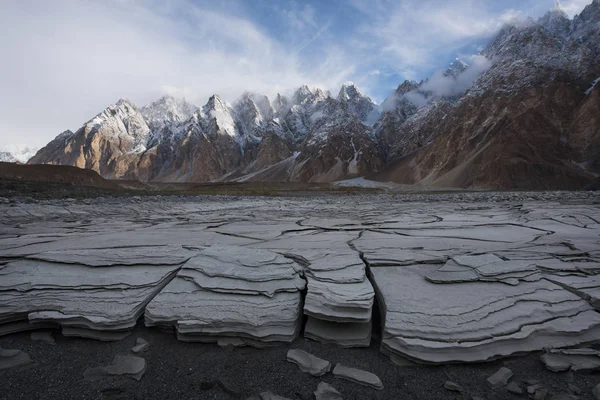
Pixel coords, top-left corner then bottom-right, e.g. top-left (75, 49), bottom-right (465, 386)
top-left (373, 0), bottom-right (600, 189)
top-left (28, 1), bottom-right (600, 189)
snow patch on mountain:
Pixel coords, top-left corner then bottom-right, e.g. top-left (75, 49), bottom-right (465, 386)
top-left (85, 99), bottom-right (150, 146)
top-left (141, 96), bottom-right (198, 132)
top-left (338, 82), bottom-right (381, 125)
top-left (585, 76), bottom-right (600, 95)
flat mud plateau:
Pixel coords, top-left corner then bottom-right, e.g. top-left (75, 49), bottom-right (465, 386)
top-left (1, 191), bottom-right (600, 400)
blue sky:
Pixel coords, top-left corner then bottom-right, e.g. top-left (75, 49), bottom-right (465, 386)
top-left (0, 0), bottom-right (592, 147)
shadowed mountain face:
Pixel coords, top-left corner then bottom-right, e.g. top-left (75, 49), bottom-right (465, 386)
top-left (29, 1), bottom-right (600, 189)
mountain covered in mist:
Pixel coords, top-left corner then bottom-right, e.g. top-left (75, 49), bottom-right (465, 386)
top-left (28, 1), bottom-right (600, 189)
top-left (0, 145), bottom-right (39, 163)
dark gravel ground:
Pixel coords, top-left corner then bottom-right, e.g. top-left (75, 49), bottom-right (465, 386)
top-left (1, 323), bottom-right (599, 400)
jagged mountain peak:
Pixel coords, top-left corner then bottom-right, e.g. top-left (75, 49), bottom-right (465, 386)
top-left (115, 98), bottom-right (134, 107)
top-left (236, 92), bottom-right (274, 117)
top-left (313, 88), bottom-right (328, 102)
top-left (273, 93), bottom-right (290, 116)
top-left (445, 59), bottom-right (469, 78)
top-left (539, 2), bottom-right (571, 36)
top-left (338, 81), bottom-right (362, 101)
top-left (204, 94), bottom-right (229, 111)
top-left (83, 99), bottom-right (150, 147)
top-left (87, 98), bottom-right (143, 128)
top-left (202, 94), bottom-right (236, 137)
top-left (141, 95), bottom-right (198, 130)
top-left (292, 85), bottom-right (314, 105)
top-left (395, 80), bottom-right (420, 96)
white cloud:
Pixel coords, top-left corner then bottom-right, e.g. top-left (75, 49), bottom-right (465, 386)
top-left (0, 0), bottom-right (594, 148)
top-left (0, 0), bottom-right (354, 147)
top-left (350, 0), bottom-right (519, 79)
top-left (383, 54), bottom-right (493, 110)
top-left (558, 0), bottom-right (592, 17)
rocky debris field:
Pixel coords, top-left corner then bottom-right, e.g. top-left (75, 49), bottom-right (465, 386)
top-left (1, 191), bottom-right (600, 399)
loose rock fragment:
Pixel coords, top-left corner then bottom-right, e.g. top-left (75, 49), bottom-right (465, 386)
top-left (528, 384), bottom-right (545, 395)
top-left (83, 355), bottom-right (146, 381)
top-left (217, 377), bottom-right (242, 396)
top-left (332, 364), bottom-right (383, 390)
top-left (0, 347), bottom-right (32, 370)
top-left (131, 337), bottom-right (149, 354)
top-left (314, 382), bottom-right (343, 400)
top-left (31, 331), bottom-right (55, 344)
top-left (506, 381), bottom-right (523, 394)
top-left (286, 349), bottom-right (331, 377)
top-left (541, 348), bottom-right (600, 372)
top-left (487, 367), bottom-right (513, 388)
top-left (444, 381), bottom-right (463, 392)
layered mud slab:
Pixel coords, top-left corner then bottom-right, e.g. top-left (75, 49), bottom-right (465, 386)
top-left (0, 192), bottom-right (599, 398)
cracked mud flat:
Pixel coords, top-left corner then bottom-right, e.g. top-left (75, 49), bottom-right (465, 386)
top-left (1, 191), bottom-right (600, 399)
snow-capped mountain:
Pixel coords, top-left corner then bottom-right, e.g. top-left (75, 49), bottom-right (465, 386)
top-left (141, 96), bottom-right (198, 131)
top-left (28, 1), bottom-right (600, 189)
top-left (0, 145), bottom-right (39, 163)
top-left (375, 0), bottom-right (600, 189)
top-left (337, 82), bottom-right (381, 125)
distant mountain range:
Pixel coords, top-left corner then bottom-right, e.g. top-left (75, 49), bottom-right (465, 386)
top-left (0, 145), bottom-right (39, 163)
top-left (26, 1), bottom-right (600, 189)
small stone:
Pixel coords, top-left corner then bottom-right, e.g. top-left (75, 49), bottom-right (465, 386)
top-left (527, 379), bottom-right (540, 386)
top-left (217, 377), bottom-right (242, 396)
top-left (31, 331), bottom-right (55, 345)
top-left (0, 197), bottom-right (9, 204)
top-left (131, 338), bottom-right (149, 354)
top-left (286, 349), bottom-right (331, 377)
top-left (541, 348), bottom-right (600, 372)
top-left (260, 392), bottom-right (291, 400)
top-left (594, 383), bottom-right (600, 400)
top-left (83, 355), bottom-right (146, 381)
top-left (333, 364), bottom-right (384, 390)
top-left (444, 381), bottom-right (463, 392)
top-left (487, 367), bottom-right (513, 388)
top-left (314, 382), bottom-right (343, 400)
top-left (506, 381), bottom-right (523, 395)
top-left (528, 384), bottom-right (545, 395)
top-left (0, 347), bottom-right (32, 370)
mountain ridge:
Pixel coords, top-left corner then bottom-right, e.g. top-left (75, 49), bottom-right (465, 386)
top-left (26, 1), bottom-right (600, 189)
